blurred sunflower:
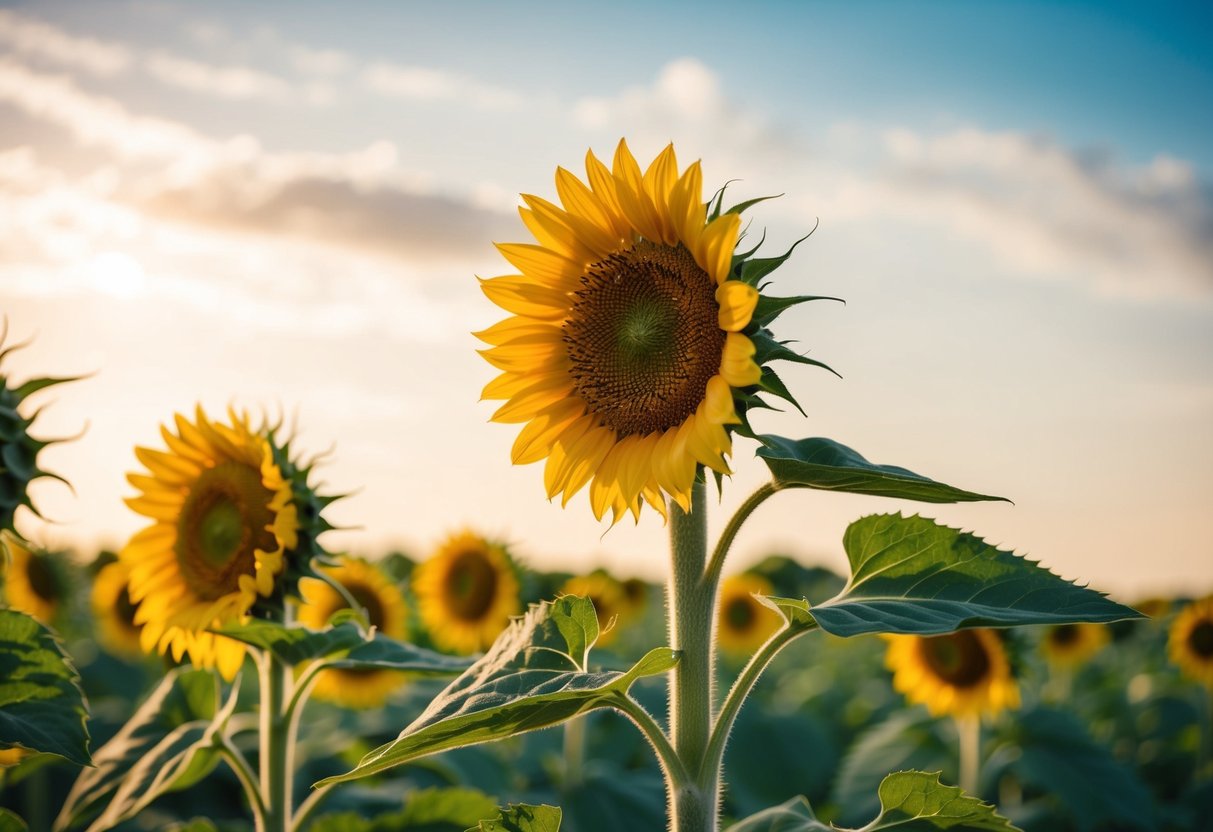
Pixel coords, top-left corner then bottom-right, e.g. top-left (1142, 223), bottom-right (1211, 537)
top-left (716, 572), bottom-right (781, 655)
top-left (1168, 597), bottom-right (1213, 688)
top-left (414, 530), bottom-right (519, 654)
top-left (560, 571), bottom-right (626, 647)
top-left (1040, 622), bottom-right (1108, 669)
top-left (885, 630), bottom-right (1020, 719)
top-left (119, 406), bottom-right (331, 681)
top-left (620, 576), bottom-right (649, 621)
top-left (298, 557), bottom-right (409, 708)
top-left (478, 140), bottom-right (824, 522)
top-left (91, 560), bottom-right (144, 659)
top-left (1, 532), bottom-right (72, 626)
top-left (0, 747), bottom-right (29, 767)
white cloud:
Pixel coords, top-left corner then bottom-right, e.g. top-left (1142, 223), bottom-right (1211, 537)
top-left (143, 50), bottom-right (292, 101)
top-left (361, 62), bottom-right (523, 110)
top-left (0, 9), bottom-right (131, 75)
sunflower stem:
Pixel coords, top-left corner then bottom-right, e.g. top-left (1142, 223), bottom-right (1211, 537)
top-left (668, 478), bottom-right (718, 832)
top-left (703, 482), bottom-right (779, 591)
top-left (956, 715), bottom-right (981, 796)
top-left (259, 615), bottom-right (295, 832)
top-left (562, 714), bottom-right (587, 788)
top-left (218, 734), bottom-right (267, 826)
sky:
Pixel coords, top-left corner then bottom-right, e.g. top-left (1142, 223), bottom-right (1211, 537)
top-left (2, 0), bottom-right (1211, 601)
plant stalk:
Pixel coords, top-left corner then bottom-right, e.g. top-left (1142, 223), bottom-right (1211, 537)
top-left (668, 478), bottom-right (717, 832)
top-left (956, 715), bottom-right (981, 796)
top-left (259, 625), bottom-right (295, 832)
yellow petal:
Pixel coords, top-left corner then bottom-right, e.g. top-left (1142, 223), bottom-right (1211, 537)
top-left (667, 160), bottom-right (706, 250)
top-left (474, 317), bottom-right (563, 347)
top-left (584, 150), bottom-right (630, 237)
top-left (492, 374), bottom-right (576, 423)
top-left (703, 375), bottom-right (741, 426)
top-left (720, 333), bottom-right (762, 386)
top-left (554, 167), bottom-right (625, 245)
top-left (697, 212), bottom-right (741, 284)
top-left (511, 403), bottom-right (589, 465)
top-left (612, 139), bottom-right (664, 242)
top-left (716, 281), bottom-right (759, 332)
top-left (495, 242), bottom-right (584, 286)
top-left (479, 275), bottom-right (570, 320)
top-left (523, 194), bottom-right (617, 259)
top-left (641, 143), bottom-right (679, 244)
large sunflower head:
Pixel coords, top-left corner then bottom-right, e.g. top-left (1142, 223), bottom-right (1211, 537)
top-left (91, 560), bottom-right (145, 659)
top-left (1168, 596), bottom-right (1213, 688)
top-left (1, 531), bottom-right (73, 626)
top-left (0, 323), bottom-right (79, 534)
top-left (298, 557), bottom-right (409, 708)
top-left (119, 406), bottom-right (334, 680)
top-left (414, 530), bottom-right (520, 654)
top-left (885, 629), bottom-right (1021, 719)
top-left (717, 572), bottom-right (782, 655)
top-left (1040, 622), bottom-right (1109, 670)
top-left (559, 571), bottom-right (627, 647)
top-left (478, 140), bottom-right (826, 522)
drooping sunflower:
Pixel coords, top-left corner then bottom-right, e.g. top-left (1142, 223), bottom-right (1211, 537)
top-left (91, 560), bottom-right (145, 659)
top-left (1040, 622), bottom-right (1108, 670)
top-left (1168, 597), bottom-right (1213, 688)
top-left (478, 140), bottom-right (825, 521)
top-left (414, 530), bottom-right (520, 654)
top-left (2, 531), bottom-right (72, 626)
top-left (0, 322), bottom-right (78, 534)
top-left (120, 406), bottom-right (332, 681)
top-left (297, 557), bottom-right (409, 708)
top-left (884, 630), bottom-right (1021, 719)
top-left (560, 571), bottom-right (627, 647)
top-left (716, 572), bottom-right (782, 655)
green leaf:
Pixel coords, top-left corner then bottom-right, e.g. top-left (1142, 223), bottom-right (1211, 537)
top-left (81, 678), bottom-right (239, 832)
top-left (809, 514), bottom-right (1142, 637)
top-left (757, 368), bottom-right (806, 416)
top-left (316, 599), bottom-right (678, 787)
top-left (549, 595), bottom-right (599, 669)
top-left (0, 609), bottom-right (90, 766)
top-left (55, 669), bottom-right (218, 831)
top-left (751, 294), bottom-right (843, 328)
top-left (725, 194), bottom-right (784, 216)
top-left (738, 231), bottom-right (815, 287)
top-left (0, 809), bottom-right (29, 832)
top-left (728, 797), bottom-right (826, 831)
top-left (732, 772), bottom-right (1018, 832)
top-left (468, 804), bottom-right (562, 832)
top-left (309, 787), bottom-right (500, 832)
top-left (756, 596), bottom-right (817, 630)
top-left (326, 634), bottom-right (475, 674)
top-left (751, 334), bottom-right (841, 378)
top-left (13, 376), bottom-right (82, 401)
top-left (756, 437), bottom-right (1007, 504)
top-left (214, 618), bottom-right (366, 664)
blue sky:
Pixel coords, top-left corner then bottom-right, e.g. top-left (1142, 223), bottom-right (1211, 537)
top-left (1, 0), bottom-right (1210, 597)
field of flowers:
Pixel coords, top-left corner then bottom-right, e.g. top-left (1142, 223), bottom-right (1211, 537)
top-left (2, 142), bottom-right (1211, 832)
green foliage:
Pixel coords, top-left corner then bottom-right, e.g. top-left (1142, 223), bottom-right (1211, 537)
top-left (730, 772), bottom-right (1018, 831)
top-left (316, 597), bottom-right (678, 787)
top-left (0, 809), bottom-right (28, 832)
top-left (808, 514), bottom-right (1141, 637)
top-left (0, 609), bottom-right (90, 765)
top-left (54, 669), bottom-right (228, 832)
top-left (309, 787), bottom-right (500, 831)
top-left (756, 437), bottom-right (1007, 504)
top-left (468, 804), bottom-right (561, 832)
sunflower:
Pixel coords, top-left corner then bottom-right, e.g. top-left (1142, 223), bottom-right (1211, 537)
top-left (885, 630), bottom-right (1020, 719)
top-left (414, 530), bottom-right (520, 654)
top-left (1040, 622), bottom-right (1108, 669)
top-left (297, 557), bottom-right (409, 708)
top-left (620, 576), bottom-right (650, 620)
top-left (716, 572), bottom-right (782, 655)
top-left (478, 140), bottom-right (821, 522)
top-left (560, 571), bottom-right (627, 647)
top-left (0, 322), bottom-right (78, 533)
top-left (120, 406), bottom-right (311, 681)
top-left (91, 560), bottom-right (145, 659)
top-left (1, 532), bottom-right (71, 626)
top-left (0, 746), bottom-right (30, 767)
top-left (1168, 597), bottom-right (1213, 688)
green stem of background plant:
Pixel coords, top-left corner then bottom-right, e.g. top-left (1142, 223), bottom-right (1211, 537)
top-left (956, 715), bottom-right (981, 796)
top-left (668, 478), bottom-right (718, 832)
top-left (259, 611), bottom-right (296, 832)
top-left (562, 714), bottom-right (587, 788)
top-left (704, 482), bottom-right (779, 590)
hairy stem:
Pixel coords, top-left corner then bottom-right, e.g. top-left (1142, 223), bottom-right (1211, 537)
top-left (614, 692), bottom-right (690, 788)
top-left (218, 734), bottom-right (267, 827)
top-left (259, 610), bottom-right (296, 832)
top-left (703, 482), bottom-right (779, 590)
top-left (957, 715), bottom-right (981, 796)
top-left (668, 478), bottom-right (717, 832)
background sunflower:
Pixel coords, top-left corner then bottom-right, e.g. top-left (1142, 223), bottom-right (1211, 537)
top-left (413, 530), bottom-right (519, 654)
top-left (1, 532), bottom-right (73, 626)
top-left (884, 630), bottom-right (1020, 719)
top-left (559, 571), bottom-right (627, 647)
top-left (716, 572), bottom-right (782, 656)
top-left (90, 559), bottom-right (145, 660)
top-left (1040, 622), bottom-right (1109, 670)
top-left (1168, 597), bottom-right (1213, 688)
top-left (120, 406), bottom-right (302, 680)
top-left (297, 557), bottom-right (409, 708)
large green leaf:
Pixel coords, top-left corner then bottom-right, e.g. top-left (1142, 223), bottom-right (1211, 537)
top-left (730, 772), bottom-right (1018, 831)
top-left (316, 597), bottom-right (678, 787)
top-left (756, 437), bottom-right (1007, 504)
top-left (82, 677), bottom-right (239, 832)
top-left (215, 618), bottom-right (470, 674)
top-left (808, 514), bottom-right (1141, 637)
top-left (0, 809), bottom-right (28, 832)
top-left (0, 609), bottom-right (90, 765)
top-left (309, 787), bottom-right (500, 831)
top-left (469, 805), bottom-right (561, 832)
top-left (55, 669), bottom-right (218, 831)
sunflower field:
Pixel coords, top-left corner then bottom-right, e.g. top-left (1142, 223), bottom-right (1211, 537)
top-left (2, 142), bottom-right (1211, 832)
